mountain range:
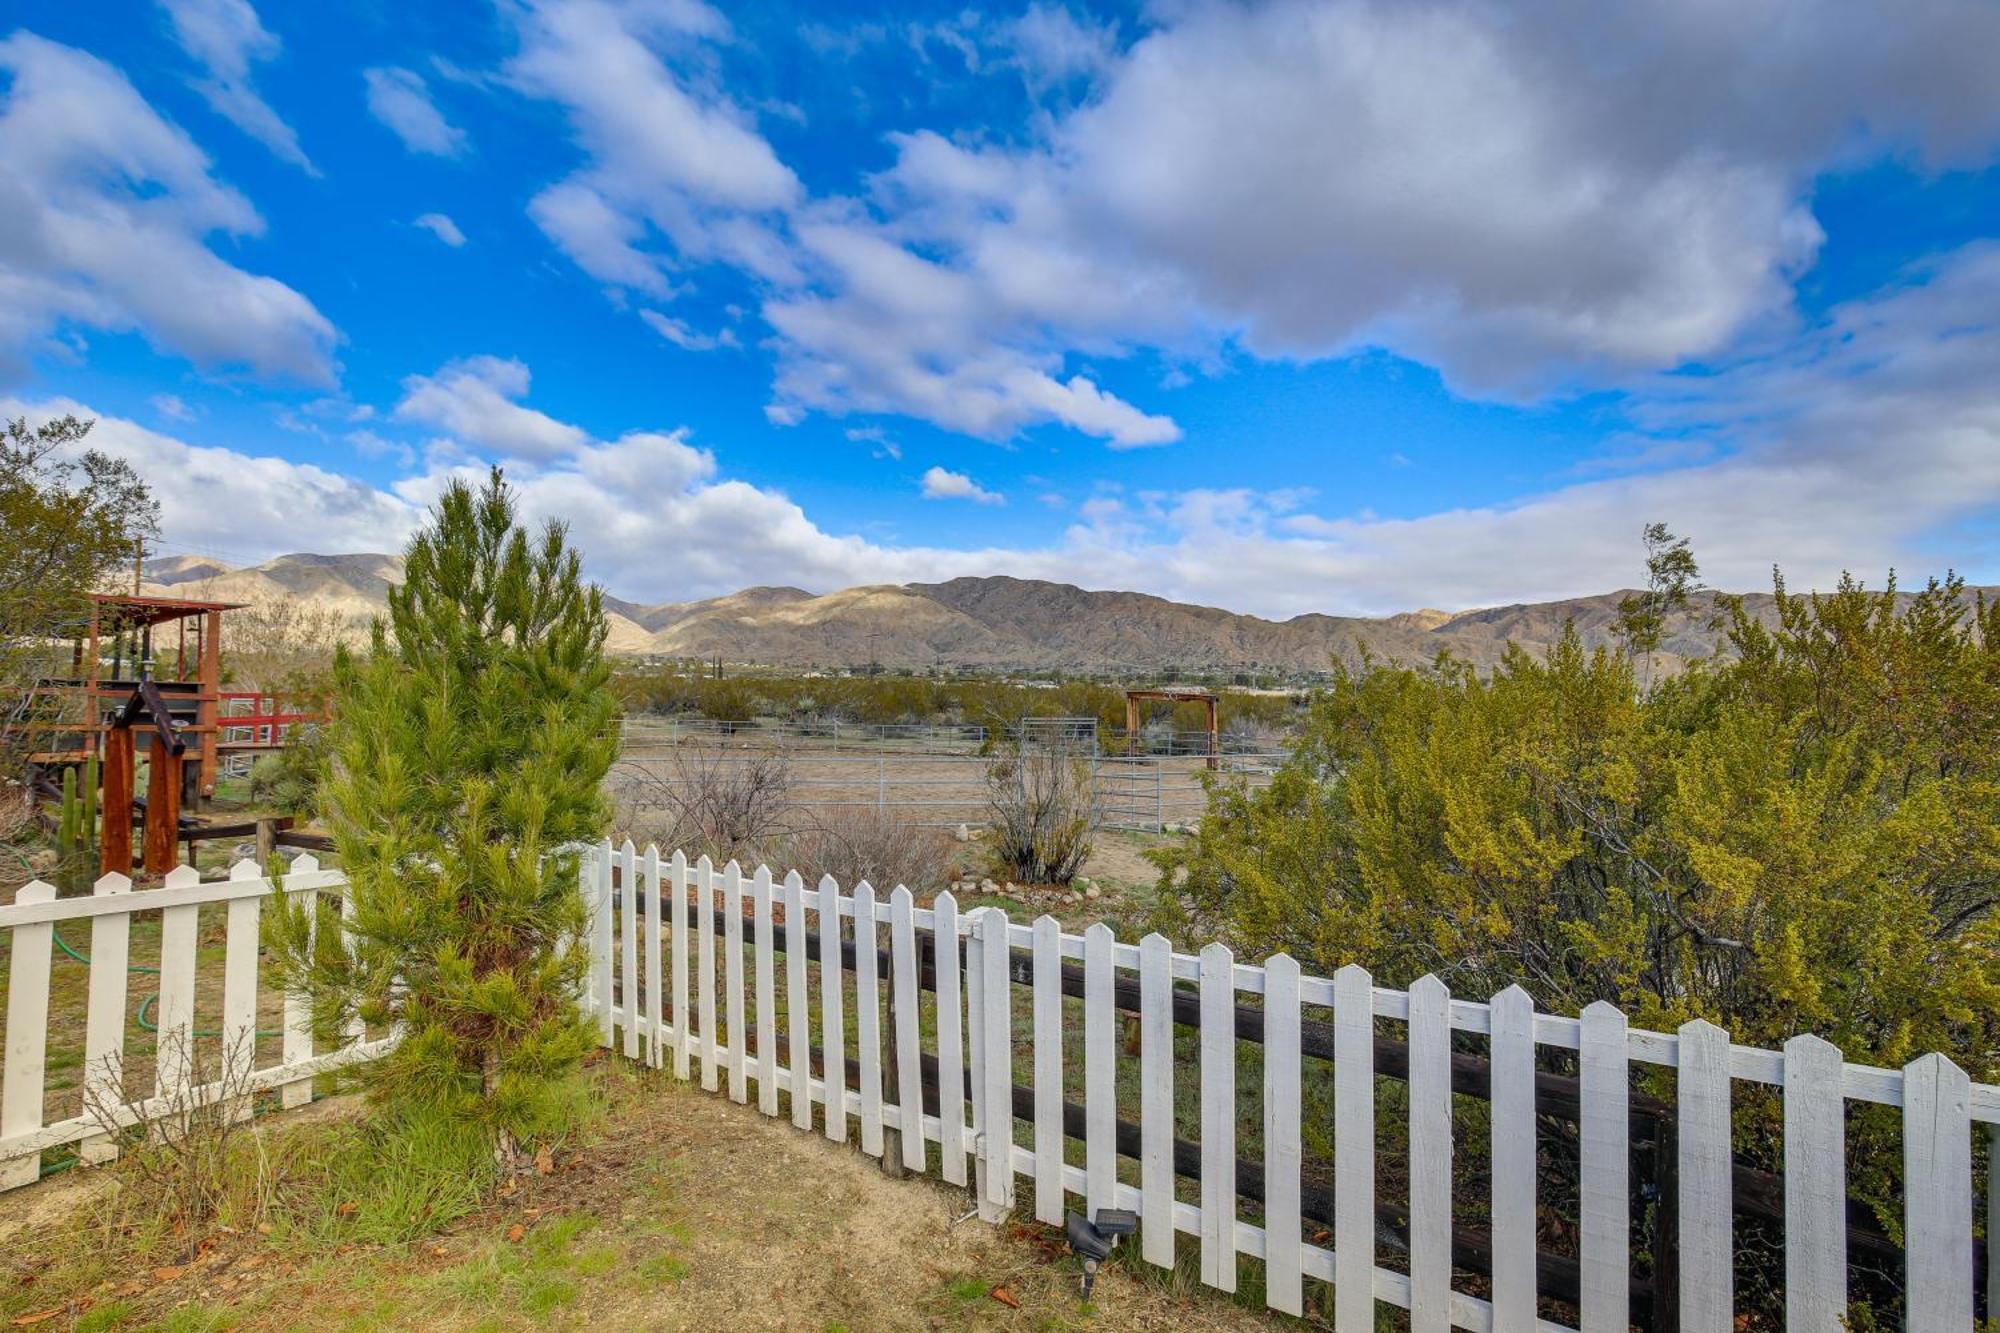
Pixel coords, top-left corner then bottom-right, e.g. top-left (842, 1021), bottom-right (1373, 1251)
top-left (142, 551), bottom-right (1916, 675)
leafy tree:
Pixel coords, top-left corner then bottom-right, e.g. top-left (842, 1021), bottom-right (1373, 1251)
top-left (0, 415), bottom-right (157, 763)
top-left (1612, 521), bottom-right (1704, 684)
top-left (269, 471), bottom-right (619, 1157)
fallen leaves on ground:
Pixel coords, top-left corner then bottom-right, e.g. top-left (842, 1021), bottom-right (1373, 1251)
top-left (990, 1285), bottom-right (1020, 1309)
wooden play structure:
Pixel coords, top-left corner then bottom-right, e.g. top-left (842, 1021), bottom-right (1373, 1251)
top-left (28, 593), bottom-right (323, 875)
top-left (1124, 686), bottom-right (1219, 768)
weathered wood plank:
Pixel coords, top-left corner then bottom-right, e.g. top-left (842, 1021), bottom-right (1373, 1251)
top-left (1334, 964), bottom-right (1375, 1331)
top-left (1579, 1001), bottom-right (1629, 1333)
top-left (934, 892), bottom-right (967, 1187)
top-left (891, 886), bottom-right (925, 1170)
top-left (0, 881), bottom-right (57, 1190)
top-left (1904, 1052), bottom-right (1973, 1330)
top-left (1200, 941), bottom-right (1236, 1292)
top-left (1263, 952), bottom-right (1304, 1316)
top-left (1139, 932), bottom-right (1174, 1268)
top-left (855, 881), bottom-right (884, 1157)
top-left (819, 874), bottom-right (847, 1143)
top-left (785, 871), bottom-right (811, 1129)
top-left (1678, 1018), bottom-right (1732, 1332)
top-left (1784, 1034), bottom-right (1846, 1332)
top-left (81, 874), bottom-right (134, 1159)
top-left (753, 866), bottom-right (778, 1116)
top-left (1084, 922), bottom-right (1117, 1220)
top-left (1489, 985), bottom-right (1537, 1330)
top-left (697, 855), bottom-right (718, 1093)
top-left (1406, 973), bottom-right (1450, 1332)
top-left (1033, 914), bottom-right (1065, 1224)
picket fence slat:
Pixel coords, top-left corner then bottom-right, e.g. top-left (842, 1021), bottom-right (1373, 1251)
top-left (1406, 973), bottom-right (1450, 1332)
top-left (1904, 1053), bottom-right (1973, 1330)
top-left (157, 866), bottom-right (203, 1098)
top-left (1784, 1034), bottom-right (1847, 1332)
top-left (221, 861), bottom-right (263, 1116)
top-left (784, 872), bottom-right (811, 1130)
top-left (644, 845), bottom-right (663, 1069)
top-left (1032, 914), bottom-right (1064, 1224)
top-left (1334, 963), bottom-right (1374, 1330)
top-left (1489, 984), bottom-right (1538, 1328)
top-left (753, 868), bottom-right (778, 1116)
top-left (818, 874), bottom-right (847, 1143)
top-left (671, 851), bottom-right (691, 1079)
top-left (1263, 953), bottom-right (1303, 1316)
top-left (697, 856), bottom-right (718, 1093)
top-left (854, 881), bottom-right (884, 1157)
top-left (891, 887), bottom-right (925, 1170)
top-left (592, 839), bottom-right (613, 1048)
top-left (933, 891), bottom-right (966, 1186)
top-left (1679, 1018), bottom-right (1733, 1331)
top-left (1578, 1002), bottom-right (1629, 1333)
top-left (81, 873), bottom-right (134, 1158)
top-left (724, 862), bottom-right (747, 1105)
top-left (1, 881), bottom-right (56, 1190)
top-left (619, 840), bottom-right (639, 1062)
top-left (1083, 922), bottom-right (1116, 1220)
top-left (1139, 931), bottom-right (1175, 1269)
top-left (981, 905), bottom-right (1014, 1216)
top-left (1199, 941), bottom-right (1236, 1292)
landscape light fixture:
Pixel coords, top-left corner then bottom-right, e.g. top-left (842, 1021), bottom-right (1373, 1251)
top-left (1064, 1208), bottom-right (1139, 1301)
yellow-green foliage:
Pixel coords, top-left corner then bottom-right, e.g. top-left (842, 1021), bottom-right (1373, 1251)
top-left (1160, 571), bottom-right (2000, 1073)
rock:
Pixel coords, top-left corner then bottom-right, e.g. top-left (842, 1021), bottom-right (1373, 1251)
top-left (1084, 884), bottom-right (1101, 898)
top-left (955, 823), bottom-right (971, 842)
top-left (979, 878), bottom-right (999, 894)
top-left (1003, 882), bottom-right (1017, 894)
top-left (232, 842), bottom-right (259, 861)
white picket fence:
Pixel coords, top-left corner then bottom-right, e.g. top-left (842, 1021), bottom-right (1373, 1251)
top-left (0, 860), bottom-right (393, 1191)
top-left (582, 839), bottom-right (2000, 1332)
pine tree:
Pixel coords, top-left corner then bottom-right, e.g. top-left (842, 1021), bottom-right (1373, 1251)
top-left (269, 470), bottom-right (618, 1155)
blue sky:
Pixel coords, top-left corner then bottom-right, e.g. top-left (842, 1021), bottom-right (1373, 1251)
top-left (4, 0), bottom-right (2000, 616)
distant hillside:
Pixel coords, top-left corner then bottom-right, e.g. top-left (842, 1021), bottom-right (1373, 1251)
top-left (142, 554), bottom-right (1982, 674)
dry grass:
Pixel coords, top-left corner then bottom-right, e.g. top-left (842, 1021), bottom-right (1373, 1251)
top-left (0, 1061), bottom-right (1300, 1333)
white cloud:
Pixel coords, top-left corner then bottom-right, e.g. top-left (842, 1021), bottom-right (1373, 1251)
top-left (0, 32), bottom-right (338, 384)
top-left (364, 67), bottom-right (468, 157)
top-left (414, 213), bottom-right (467, 247)
top-left (157, 0), bottom-right (315, 173)
top-left (1004, 5), bottom-right (1119, 90)
top-left (639, 309), bottom-right (733, 351)
top-left (18, 241), bottom-right (2000, 617)
top-left (513, 0), bottom-right (2000, 450)
top-left (920, 466), bottom-right (1004, 505)
top-left (394, 356), bottom-right (587, 461)
top-left (150, 393), bottom-right (195, 422)
top-left (6, 395), bottom-right (420, 556)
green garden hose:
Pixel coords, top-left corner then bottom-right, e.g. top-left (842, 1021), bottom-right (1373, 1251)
top-left (49, 923), bottom-right (281, 1038)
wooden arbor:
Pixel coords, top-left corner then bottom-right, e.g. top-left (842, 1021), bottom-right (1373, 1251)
top-left (1123, 686), bottom-right (1219, 768)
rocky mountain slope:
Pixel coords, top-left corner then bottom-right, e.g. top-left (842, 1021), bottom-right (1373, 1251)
top-left (145, 553), bottom-right (1960, 674)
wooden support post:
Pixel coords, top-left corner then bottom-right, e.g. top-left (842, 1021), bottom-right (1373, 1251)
top-left (101, 726), bottom-right (134, 875)
top-left (144, 745), bottom-right (182, 874)
top-left (1206, 695), bottom-right (1219, 771)
top-left (198, 609), bottom-right (222, 798)
top-left (1125, 694), bottom-right (1139, 755)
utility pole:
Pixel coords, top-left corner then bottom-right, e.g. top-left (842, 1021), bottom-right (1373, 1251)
top-left (131, 538), bottom-right (144, 594)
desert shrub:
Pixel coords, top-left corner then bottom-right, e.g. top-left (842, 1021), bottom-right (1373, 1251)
top-left (1156, 564), bottom-right (2000, 1324)
top-left (985, 742), bottom-right (1094, 885)
top-left (1160, 568), bottom-right (2000, 1065)
top-left (611, 748), bottom-right (793, 862)
top-left (777, 805), bottom-right (956, 892)
top-left (247, 723), bottom-right (328, 816)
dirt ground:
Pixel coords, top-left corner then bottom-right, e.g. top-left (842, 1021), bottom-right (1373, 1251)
top-left (0, 1066), bottom-right (1299, 1333)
